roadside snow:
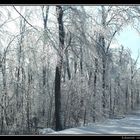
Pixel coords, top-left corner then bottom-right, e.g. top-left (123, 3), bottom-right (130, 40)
top-left (38, 128), bottom-right (55, 134)
top-left (50, 107), bottom-right (140, 134)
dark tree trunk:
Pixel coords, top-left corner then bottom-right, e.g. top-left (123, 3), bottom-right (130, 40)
top-left (100, 6), bottom-right (107, 117)
top-left (16, 63), bottom-right (20, 111)
top-left (55, 66), bottom-right (62, 131)
top-left (125, 85), bottom-right (128, 112)
top-left (83, 107), bottom-right (87, 126)
top-left (41, 6), bottom-right (49, 117)
top-left (74, 61), bottom-right (77, 74)
top-left (102, 58), bottom-right (106, 116)
top-left (26, 67), bottom-right (32, 133)
top-left (80, 45), bottom-right (83, 75)
top-left (109, 83), bottom-right (112, 118)
top-left (93, 58), bottom-right (98, 122)
top-left (54, 6), bottom-right (65, 131)
top-left (88, 71), bottom-right (92, 86)
top-left (130, 67), bottom-right (133, 109)
top-left (42, 66), bottom-right (46, 116)
top-left (137, 91), bottom-right (140, 104)
top-left (65, 49), bottom-right (71, 80)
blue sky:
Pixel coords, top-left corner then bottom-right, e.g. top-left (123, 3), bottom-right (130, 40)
top-left (117, 25), bottom-right (140, 66)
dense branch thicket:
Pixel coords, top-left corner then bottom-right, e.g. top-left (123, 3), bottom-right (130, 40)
top-left (0, 6), bottom-right (140, 134)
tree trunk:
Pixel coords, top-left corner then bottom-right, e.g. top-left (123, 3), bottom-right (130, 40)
top-left (74, 61), bottom-right (77, 74)
top-left (137, 90), bottom-right (140, 104)
top-left (41, 6), bottom-right (49, 117)
top-left (55, 65), bottom-right (62, 131)
top-left (102, 58), bottom-right (106, 117)
top-left (93, 58), bottom-right (98, 122)
top-left (65, 49), bottom-right (71, 80)
top-left (54, 6), bottom-right (65, 131)
top-left (130, 64), bottom-right (133, 110)
top-left (100, 6), bottom-right (107, 118)
top-left (80, 45), bottom-right (83, 75)
top-left (83, 107), bottom-right (87, 126)
top-left (42, 66), bottom-right (46, 116)
top-left (26, 67), bottom-right (32, 134)
top-left (109, 82), bottom-right (112, 118)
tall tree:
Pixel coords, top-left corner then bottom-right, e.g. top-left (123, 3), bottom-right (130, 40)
top-left (54, 6), bottom-right (65, 131)
top-left (41, 5), bottom-right (49, 117)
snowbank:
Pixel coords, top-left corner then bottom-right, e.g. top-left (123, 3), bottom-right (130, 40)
top-left (38, 128), bottom-right (55, 134)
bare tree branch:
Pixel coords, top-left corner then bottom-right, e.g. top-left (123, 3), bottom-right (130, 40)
top-left (13, 6), bottom-right (39, 31)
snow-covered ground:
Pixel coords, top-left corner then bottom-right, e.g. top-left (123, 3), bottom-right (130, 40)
top-left (49, 107), bottom-right (140, 135)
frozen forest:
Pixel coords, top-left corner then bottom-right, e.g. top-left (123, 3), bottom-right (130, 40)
top-left (0, 5), bottom-right (140, 135)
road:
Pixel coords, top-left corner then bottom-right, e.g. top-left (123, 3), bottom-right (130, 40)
top-left (51, 106), bottom-right (140, 135)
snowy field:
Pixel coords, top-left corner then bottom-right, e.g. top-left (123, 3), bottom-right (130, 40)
top-left (48, 107), bottom-right (140, 135)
